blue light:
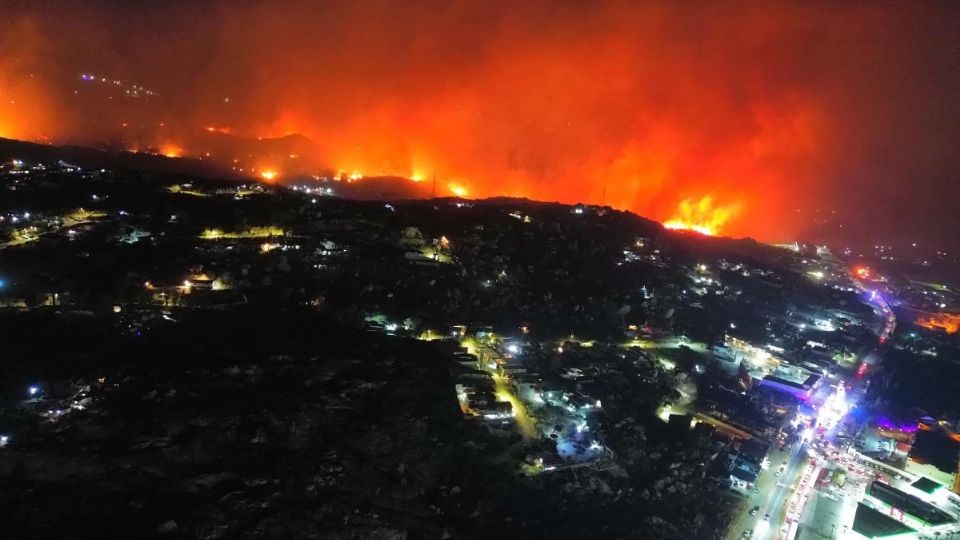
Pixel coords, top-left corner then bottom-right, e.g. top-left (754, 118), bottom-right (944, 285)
top-left (0, 279), bottom-right (5, 288)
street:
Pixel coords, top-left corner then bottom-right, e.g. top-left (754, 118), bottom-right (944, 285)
top-left (492, 373), bottom-right (539, 439)
top-left (726, 442), bottom-right (808, 540)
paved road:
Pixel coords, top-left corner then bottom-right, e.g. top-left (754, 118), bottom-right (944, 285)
top-left (492, 374), bottom-right (539, 439)
top-left (756, 444), bottom-right (808, 540)
top-left (0, 210), bottom-right (105, 249)
top-left (725, 443), bottom-right (807, 540)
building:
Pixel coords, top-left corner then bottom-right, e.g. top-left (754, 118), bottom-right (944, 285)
top-left (728, 439), bottom-right (768, 489)
top-left (759, 372), bottom-right (821, 401)
top-left (850, 503), bottom-right (918, 540)
top-left (864, 481), bottom-right (956, 535)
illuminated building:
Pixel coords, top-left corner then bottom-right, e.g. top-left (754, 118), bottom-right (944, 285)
top-left (850, 503), bottom-right (918, 540)
top-left (864, 482), bottom-right (955, 535)
top-left (759, 373), bottom-right (821, 401)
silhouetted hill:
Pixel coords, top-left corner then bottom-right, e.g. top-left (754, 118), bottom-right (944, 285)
top-left (0, 137), bottom-right (240, 180)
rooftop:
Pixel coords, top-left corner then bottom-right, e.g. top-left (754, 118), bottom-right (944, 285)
top-left (868, 481), bottom-right (956, 526)
top-left (911, 477), bottom-right (944, 494)
top-left (761, 373), bottom-right (820, 390)
top-left (852, 502), bottom-right (916, 538)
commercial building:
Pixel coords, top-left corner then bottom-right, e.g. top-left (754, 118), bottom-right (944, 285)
top-left (865, 481), bottom-right (956, 535)
top-left (850, 503), bottom-right (918, 540)
top-left (759, 372), bottom-right (821, 401)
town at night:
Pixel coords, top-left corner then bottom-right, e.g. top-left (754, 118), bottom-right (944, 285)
top-left (1, 2), bottom-right (960, 539)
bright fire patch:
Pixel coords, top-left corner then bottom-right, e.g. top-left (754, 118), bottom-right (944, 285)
top-left (916, 312), bottom-right (960, 334)
top-left (663, 196), bottom-right (739, 236)
top-left (448, 183), bottom-right (468, 197)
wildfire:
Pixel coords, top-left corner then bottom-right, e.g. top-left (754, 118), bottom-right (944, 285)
top-left (160, 144), bottom-right (183, 158)
top-left (916, 312), bottom-right (960, 334)
top-left (663, 196), bottom-right (739, 236)
top-left (8, 2), bottom-right (952, 243)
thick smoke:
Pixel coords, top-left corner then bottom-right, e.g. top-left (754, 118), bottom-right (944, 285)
top-left (1, 1), bottom-right (958, 243)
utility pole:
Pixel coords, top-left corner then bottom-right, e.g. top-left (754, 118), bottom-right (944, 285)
top-left (601, 185), bottom-right (607, 207)
top-left (431, 175), bottom-right (437, 199)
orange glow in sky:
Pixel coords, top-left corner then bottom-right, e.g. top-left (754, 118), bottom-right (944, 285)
top-left (448, 183), bottom-right (468, 198)
top-left (3, 2), bottom-right (959, 243)
top-left (160, 143), bottom-right (182, 158)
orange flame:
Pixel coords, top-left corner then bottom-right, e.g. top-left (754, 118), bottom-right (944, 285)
top-left (663, 196), bottom-right (740, 236)
top-left (260, 169), bottom-right (277, 181)
top-left (448, 183), bottom-right (468, 197)
top-left (160, 144), bottom-right (182, 158)
top-left (916, 313), bottom-right (960, 334)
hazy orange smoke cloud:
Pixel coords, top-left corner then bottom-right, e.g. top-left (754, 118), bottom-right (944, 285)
top-left (1, 1), bottom-right (958, 242)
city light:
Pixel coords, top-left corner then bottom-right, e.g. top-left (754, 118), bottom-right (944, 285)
top-left (3, 6), bottom-right (957, 536)
top-left (816, 384), bottom-right (849, 429)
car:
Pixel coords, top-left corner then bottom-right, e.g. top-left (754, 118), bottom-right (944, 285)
top-left (753, 487), bottom-right (760, 493)
top-left (742, 530), bottom-right (752, 539)
top-left (763, 513), bottom-right (770, 521)
top-left (775, 470), bottom-right (782, 477)
top-left (749, 506), bottom-right (760, 516)
top-left (776, 482), bottom-right (785, 488)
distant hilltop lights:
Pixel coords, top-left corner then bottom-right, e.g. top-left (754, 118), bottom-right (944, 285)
top-left (79, 73), bottom-right (158, 97)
